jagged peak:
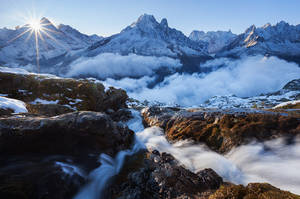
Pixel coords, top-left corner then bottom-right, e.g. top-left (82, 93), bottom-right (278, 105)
top-left (263, 23), bottom-right (271, 29)
top-left (275, 20), bottom-right (290, 29)
top-left (277, 20), bottom-right (289, 26)
top-left (135, 14), bottom-right (158, 25)
top-left (40, 17), bottom-right (53, 25)
top-left (58, 24), bottom-right (75, 31)
top-left (245, 24), bottom-right (256, 33)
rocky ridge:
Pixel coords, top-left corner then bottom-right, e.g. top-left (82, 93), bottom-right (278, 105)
top-left (142, 106), bottom-right (300, 153)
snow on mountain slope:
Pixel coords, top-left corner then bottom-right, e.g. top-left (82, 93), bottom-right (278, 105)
top-left (201, 78), bottom-right (300, 109)
top-left (218, 21), bottom-right (300, 58)
top-left (189, 30), bottom-right (237, 54)
top-left (0, 17), bottom-right (102, 66)
top-left (58, 24), bottom-right (103, 45)
top-left (85, 14), bottom-right (209, 58)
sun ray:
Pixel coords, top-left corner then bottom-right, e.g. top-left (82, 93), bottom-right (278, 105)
top-left (7, 28), bottom-right (32, 44)
top-left (25, 29), bottom-right (34, 43)
top-left (40, 29), bottom-right (69, 51)
top-left (9, 13), bottom-right (64, 74)
top-left (34, 30), bottom-right (40, 73)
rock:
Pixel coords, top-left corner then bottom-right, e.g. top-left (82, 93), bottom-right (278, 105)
top-left (0, 71), bottom-right (128, 114)
top-left (0, 111), bottom-right (134, 157)
top-left (0, 111), bottom-right (134, 199)
top-left (0, 156), bottom-right (85, 199)
top-left (142, 107), bottom-right (300, 153)
top-left (209, 183), bottom-right (300, 199)
top-left (26, 104), bottom-right (73, 117)
top-left (110, 150), bottom-right (223, 199)
top-left (0, 108), bottom-right (14, 116)
top-left (282, 79), bottom-right (300, 91)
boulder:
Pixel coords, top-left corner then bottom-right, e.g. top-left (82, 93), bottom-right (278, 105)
top-left (0, 111), bottom-right (134, 199)
top-left (0, 111), bottom-right (134, 157)
top-left (142, 107), bottom-right (300, 153)
top-left (209, 183), bottom-right (300, 199)
top-left (0, 71), bottom-right (128, 114)
top-left (110, 150), bottom-right (223, 199)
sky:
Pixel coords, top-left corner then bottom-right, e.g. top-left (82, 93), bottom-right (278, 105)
top-left (0, 0), bottom-right (299, 37)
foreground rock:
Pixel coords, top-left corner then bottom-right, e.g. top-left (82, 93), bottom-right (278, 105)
top-left (110, 150), bottom-right (223, 199)
top-left (209, 183), bottom-right (300, 199)
top-left (142, 107), bottom-right (300, 153)
top-left (110, 149), bottom-right (300, 198)
top-left (0, 111), bottom-right (134, 199)
top-left (0, 70), bottom-right (128, 115)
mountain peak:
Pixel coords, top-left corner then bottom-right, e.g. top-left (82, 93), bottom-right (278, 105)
top-left (40, 17), bottom-right (52, 25)
top-left (263, 23), bottom-right (271, 29)
top-left (136, 14), bottom-right (157, 25)
top-left (276, 20), bottom-right (289, 28)
top-left (244, 25), bottom-right (256, 36)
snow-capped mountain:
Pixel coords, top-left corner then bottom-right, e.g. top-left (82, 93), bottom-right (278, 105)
top-left (0, 17), bottom-right (102, 66)
top-left (58, 24), bottom-right (102, 45)
top-left (85, 14), bottom-right (209, 58)
top-left (189, 30), bottom-right (237, 54)
top-left (217, 21), bottom-right (300, 60)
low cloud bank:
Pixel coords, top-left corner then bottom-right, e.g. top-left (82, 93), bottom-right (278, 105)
top-left (104, 55), bottom-right (300, 106)
top-left (66, 53), bottom-right (181, 79)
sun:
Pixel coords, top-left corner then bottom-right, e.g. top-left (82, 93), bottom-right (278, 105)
top-left (8, 13), bottom-right (60, 74)
top-left (28, 19), bottom-right (42, 31)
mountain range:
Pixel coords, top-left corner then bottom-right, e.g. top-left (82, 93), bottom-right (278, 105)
top-left (0, 14), bottom-right (299, 74)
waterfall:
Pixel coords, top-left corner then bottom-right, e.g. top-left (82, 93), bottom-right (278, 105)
top-left (73, 110), bottom-right (145, 199)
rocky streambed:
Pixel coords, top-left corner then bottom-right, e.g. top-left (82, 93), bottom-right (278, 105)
top-left (0, 68), bottom-right (300, 199)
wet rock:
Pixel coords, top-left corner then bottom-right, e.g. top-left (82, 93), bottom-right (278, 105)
top-left (26, 104), bottom-right (73, 117)
top-left (0, 156), bottom-right (85, 199)
top-left (110, 150), bottom-right (223, 199)
top-left (0, 111), bottom-right (134, 157)
top-left (142, 107), bottom-right (300, 153)
top-left (209, 183), bottom-right (300, 199)
top-left (0, 108), bottom-right (14, 116)
top-left (0, 111), bottom-right (134, 199)
top-left (0, 71), bottom-right (128, 114)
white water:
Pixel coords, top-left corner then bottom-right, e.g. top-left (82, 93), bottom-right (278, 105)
top-left (74, 109), bottom-right (300, 198)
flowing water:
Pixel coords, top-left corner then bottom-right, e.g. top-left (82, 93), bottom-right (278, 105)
top-left (74, 109), bottom-right (300, 198)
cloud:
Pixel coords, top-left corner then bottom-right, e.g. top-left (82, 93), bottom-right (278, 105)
top-left (66, 53), bottom-right (182, 79)
top-left (105, 55), bottom-right (300, 106)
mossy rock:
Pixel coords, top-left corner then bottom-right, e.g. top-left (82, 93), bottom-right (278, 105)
top-left (0, 71), bottom-right (128, 113)
top-left (209, 183), bottom-right (300, 199)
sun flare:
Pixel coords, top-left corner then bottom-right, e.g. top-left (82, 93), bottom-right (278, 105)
top-left (29, 19), bottom-right (42, 31)
top-left (7, 13), bottom-right (61, 74)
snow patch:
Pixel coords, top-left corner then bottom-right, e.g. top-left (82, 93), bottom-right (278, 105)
top-left (273, 100), bottom-right (300, 109)
top-left (0, 96), bottom-right (28, 113)
top-left (31, 98), bottom-right (59, 105)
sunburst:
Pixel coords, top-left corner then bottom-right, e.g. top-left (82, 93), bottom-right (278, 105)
top-left (7, 15), bottom-right (60, 73)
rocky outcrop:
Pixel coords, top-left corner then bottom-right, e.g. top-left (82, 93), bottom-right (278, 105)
top-left (0, 71), bottom-right (128, 114)
top-left (142, 107), bottom-right (300, 153)
top-left (110, 150), bottom-right (223, 199)
top-left (0, 107), bottom-right (14, 116)
top-left (0, 111), bottom-right (134, 157)
top-left (0, 111), bottom-right (134, 199)
top-left (209, 183), bottom-right (300, 199)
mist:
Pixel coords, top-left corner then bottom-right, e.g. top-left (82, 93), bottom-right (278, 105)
top-left (66, 53), bottom-right (181, 79)
top-left (137, 126), bottom-right (300, 194)
top-left (104, 55), bottom-right (300, 106)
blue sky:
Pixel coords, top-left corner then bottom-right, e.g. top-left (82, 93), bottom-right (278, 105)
top-left (0, 0), bottom-right (299, 36)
